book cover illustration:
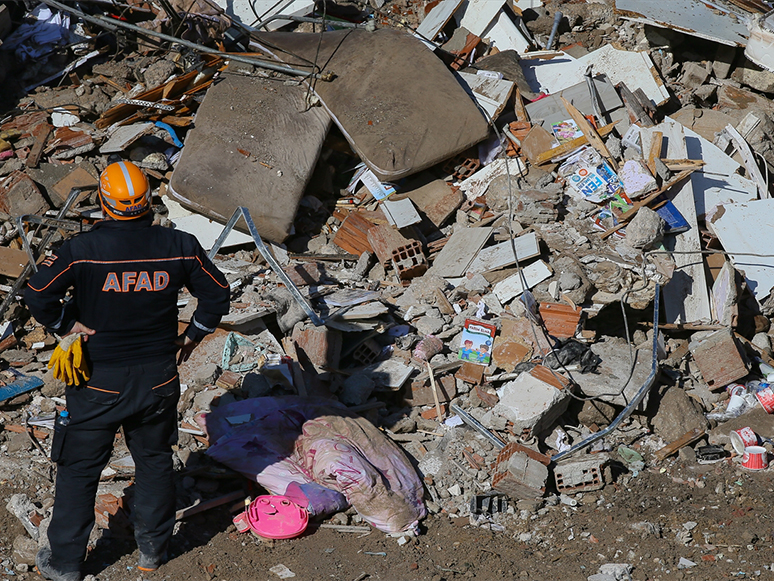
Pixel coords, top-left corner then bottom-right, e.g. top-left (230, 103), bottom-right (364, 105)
top-left (458, 319), bottom-right (497, 366)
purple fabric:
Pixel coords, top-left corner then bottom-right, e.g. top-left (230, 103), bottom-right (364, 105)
top-left (200, 396), bottom-right (426, 534)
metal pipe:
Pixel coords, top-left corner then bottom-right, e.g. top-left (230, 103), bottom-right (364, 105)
top-left (254, 14), bottom-right (369, 30)
top-left (208, 207), bottom-right (324, 326)
top-left (449, 403), bottom-right (506, 450)
top-left (550, 284), bottom-right (661, 463)
top-left (39, 0), bottom-right (331, 80)
top-left (545, 11), bottom-right (563, 51)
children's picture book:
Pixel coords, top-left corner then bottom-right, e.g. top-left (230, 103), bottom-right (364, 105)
top-left (551, 119), bottom-right (584, 144)
top-left (458, 319), bottom-right (497, 366)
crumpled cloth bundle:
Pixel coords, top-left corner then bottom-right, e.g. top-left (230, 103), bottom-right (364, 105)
top-left (198, 396), bottom-right (426, 534)
top-left (3, 4), bottom-right (71, 61)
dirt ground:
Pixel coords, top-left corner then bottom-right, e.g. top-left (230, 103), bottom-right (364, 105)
top-left (2, 446), bottom-right (774, 581)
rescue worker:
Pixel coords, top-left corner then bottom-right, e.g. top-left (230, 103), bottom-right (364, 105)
top-left (25, 161), bottom-right (230, 581)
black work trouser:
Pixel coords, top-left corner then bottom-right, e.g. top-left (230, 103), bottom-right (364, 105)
top-left (47, 356), bottom-right (180, 574)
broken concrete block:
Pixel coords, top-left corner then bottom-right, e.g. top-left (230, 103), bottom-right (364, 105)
top-left (492, 448), bottom-right (548, 500)
top-left (732, 60), bottom-right (774, 94)
top-left (409, 375), bottom-right (456, 407)
top-left (623, 206), bottom-right (665, 250)
top-left (339, 373), bottom-right (375, 406)
top-left (689, 328), bottom-right (748, 388)
top-left (553, 454), bottom-right (607, 493)
top-left (0, 171), bottom-right (48, 216)
top-left (283, 262), bottom-right (326, 287)
top-left (12, 535), bottom-right (37, 566)
top-left (574, 338), bottom-right (653, 407)
top-left (404, 179), bottom-right (463, 228)
top-left (693, 84), bottom-right (717, 102)
top-left (492, 370), bottom-right (570, 437)
top-left (291, 323), bottom-right (342, 369)
top-left (712, 45), bottom-right (737, 80)
top-left (651, 386), bottom-right (708, 443)
top-left (414, 315), bottom-right (444, 336)
top-left (578, 399), bottom-right (618, 428)
top-left (681, 62), bottom-right (710, 90)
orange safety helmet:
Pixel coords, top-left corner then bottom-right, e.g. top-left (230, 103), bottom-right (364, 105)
top-left (98, 161), bottom-right (151, 220)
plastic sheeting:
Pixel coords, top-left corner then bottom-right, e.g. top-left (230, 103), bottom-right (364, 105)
top-left (199, 396), bottom-right (426, 534)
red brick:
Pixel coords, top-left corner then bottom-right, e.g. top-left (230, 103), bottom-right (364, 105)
top-left (366, 224), bottom-right (408, 267)
top-left (292, 324), bottom-right (342, 369)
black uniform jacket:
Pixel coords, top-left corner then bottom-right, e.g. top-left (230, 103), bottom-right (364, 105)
top-left (25, 216), bottom-right (230, 366)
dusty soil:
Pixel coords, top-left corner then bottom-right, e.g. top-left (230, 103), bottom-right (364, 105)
top-left (2, 447), bottom-right (774, 581)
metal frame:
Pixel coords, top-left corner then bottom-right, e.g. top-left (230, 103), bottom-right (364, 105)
top-left (208, 207), bottom-right (323, 326)
top-left (551, 284), bottom-right (661, 463)
top-left (0, 188), bottom-right (83, 321)
top-left (40, 0), bottom-right (332, 80)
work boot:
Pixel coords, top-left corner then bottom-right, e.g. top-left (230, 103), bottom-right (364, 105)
top-left (35, 548), bottom-right (80, 581)
top-left (137, 551), bottom-right (166, 572)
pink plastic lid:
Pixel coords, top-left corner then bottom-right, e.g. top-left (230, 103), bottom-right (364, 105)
top-left (244, 495), bottom-right (309, 539)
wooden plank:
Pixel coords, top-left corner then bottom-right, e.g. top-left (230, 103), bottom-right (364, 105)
top-left (661, 158), bottom-right (705, 172)
top-left (0, 373), bottom-right (43, 403)
top-left (724, 123), bottom-right (769, 199)
top-left (514, 87), bottom-right (529, 122)
top-left (654, 427), bottom-right (705, 461)
top-left (644, 122), bottom-right (712, 324)
top-left (617, 81), bottom-right (654, 127)
top-left (26, 123), bottom-right (52, 169)
top-left (3, 424), bottom-right (48, 439)
top-left (415, 0), bottom-right (465, 41)
top-left (533, 121), bottom-right (619, 165)
top-left (647, 131), bottom-right (663, 176)
top-left (0, 246), bottom-right (34, 278)
top-left (560, 96), bottom-right (618, 171)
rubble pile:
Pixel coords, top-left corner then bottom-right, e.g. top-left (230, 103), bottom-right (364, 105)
top-left (2, 0), bottom-right (774, 578)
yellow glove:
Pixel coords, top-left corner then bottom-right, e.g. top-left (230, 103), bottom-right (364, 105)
top-left (48, 334), bottom-right (91, 385)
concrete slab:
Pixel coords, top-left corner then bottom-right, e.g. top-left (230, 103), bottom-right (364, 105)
top-left (492, 370), bottom-right (570, 436)
top-left (573, 337), bottom-right (653, 407)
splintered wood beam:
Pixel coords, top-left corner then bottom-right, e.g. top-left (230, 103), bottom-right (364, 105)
top-left (560, 96), bottom-right (618, 171)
